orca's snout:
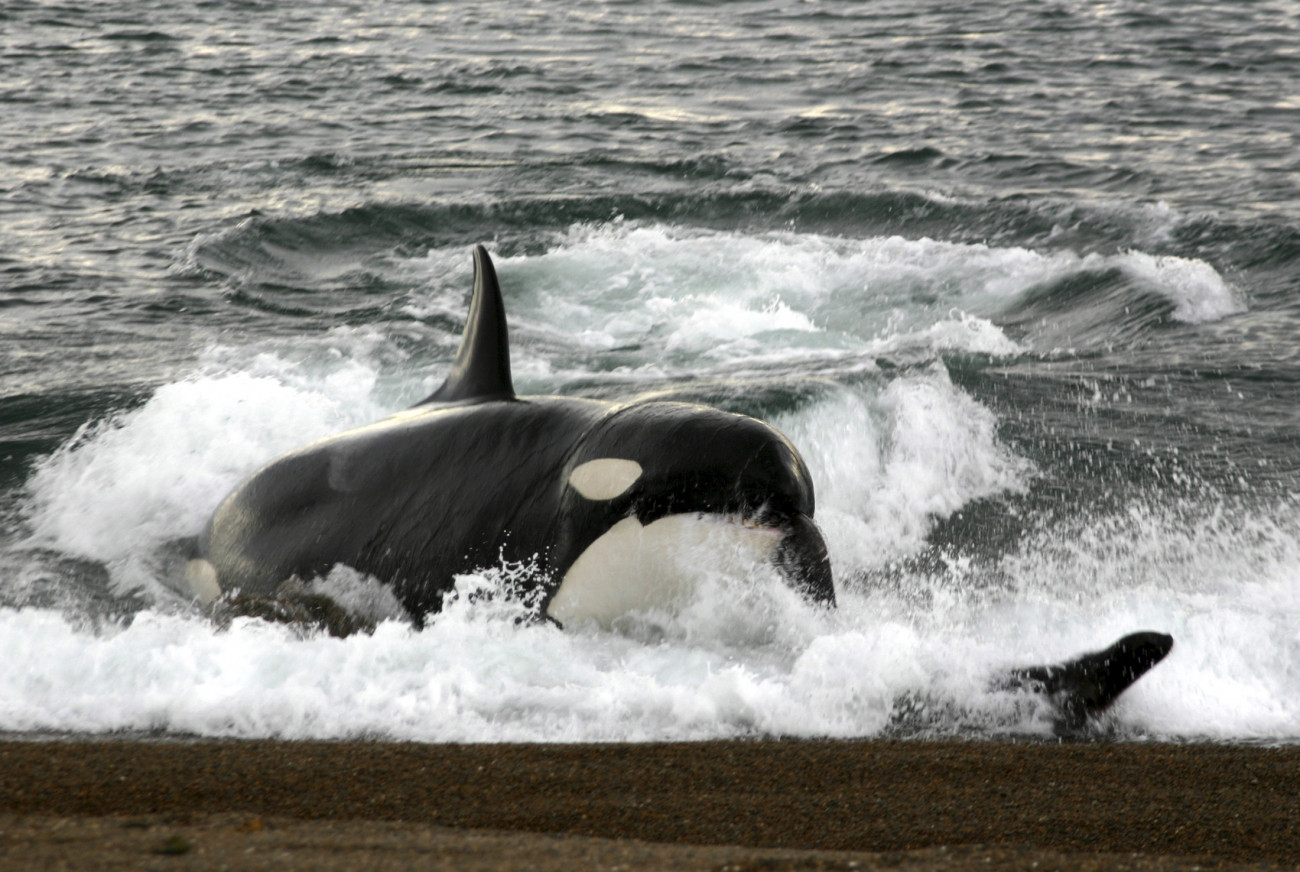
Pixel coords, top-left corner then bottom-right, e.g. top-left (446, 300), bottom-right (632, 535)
top-left (774, 512), bottom-right (835, 607)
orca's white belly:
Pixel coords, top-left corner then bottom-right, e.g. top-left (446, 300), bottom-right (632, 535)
top-left (546, 513), bottom-right (783, 627)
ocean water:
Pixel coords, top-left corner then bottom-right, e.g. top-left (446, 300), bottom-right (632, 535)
top-left (2, 0), bottom-right (1298, 743)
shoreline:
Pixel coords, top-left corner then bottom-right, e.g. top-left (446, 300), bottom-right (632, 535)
top-left (3, 738), bottom-right (1297, 869)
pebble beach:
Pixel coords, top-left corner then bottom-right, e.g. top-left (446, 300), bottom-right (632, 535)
top-left (2, 739), bottom-right (1296, 869)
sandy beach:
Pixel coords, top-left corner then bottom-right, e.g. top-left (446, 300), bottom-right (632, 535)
top-left (1, 739), bottom-right (1295, 870)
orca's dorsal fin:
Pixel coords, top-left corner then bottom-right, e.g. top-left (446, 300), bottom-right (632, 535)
top-left (418, 244), bottom-right (515, 405)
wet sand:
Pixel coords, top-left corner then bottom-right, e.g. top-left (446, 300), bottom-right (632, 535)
top-left (1, 739), bottom-right (1296, 870)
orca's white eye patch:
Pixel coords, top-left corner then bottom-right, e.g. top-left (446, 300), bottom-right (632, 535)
top-left (569, 458), bottom-right (643, 500)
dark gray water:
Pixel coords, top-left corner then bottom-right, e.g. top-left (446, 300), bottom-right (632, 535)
top-left (1, 1), bottom-right (1297, 741)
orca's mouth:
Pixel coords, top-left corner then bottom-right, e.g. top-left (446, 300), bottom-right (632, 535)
top-left (725, 510), bottom-right (835, 607)
top-left (771, 511), bottom-right (835, 607)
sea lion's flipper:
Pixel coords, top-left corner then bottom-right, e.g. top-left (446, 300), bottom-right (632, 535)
top-left (209, 580), bottom-right (376, 638)
top-left (995, 631), bottom-right (1173, 734)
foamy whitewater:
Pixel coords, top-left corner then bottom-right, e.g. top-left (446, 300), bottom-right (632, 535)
top-left (4, 227), bottom-right (1295, 743)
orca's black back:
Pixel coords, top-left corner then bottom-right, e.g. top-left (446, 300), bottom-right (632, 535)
top-left (202, 398), bottom-right (607, 616)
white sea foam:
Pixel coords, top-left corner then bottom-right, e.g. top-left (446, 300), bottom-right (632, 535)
top-left (1, 497), bottom-right (1296, 741)
top-left (406, 224), bottom-right (1044, 377)
top-left (401, 223), bottom-right (1239, 384)
top-left (24, 359), bottom-right (382, 559)
top-left (1115, 251), bottom-right (1245, 324)
top-left (774, 369), bottom-right (1034, 574)
top-left (18, 344), bottom-right (391, 601)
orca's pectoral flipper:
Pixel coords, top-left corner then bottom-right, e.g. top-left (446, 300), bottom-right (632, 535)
top-left (419, 244), bottom-right (515, 405)
top-left (995, 631), bottom-right (1174, 734)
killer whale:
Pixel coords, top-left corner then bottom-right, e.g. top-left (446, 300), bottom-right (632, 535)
top-left (190, 244), bottom-right (1173, 730)
top-left (192, 245), bottom-right (834, 627)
